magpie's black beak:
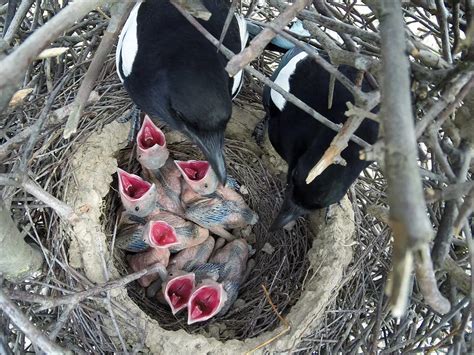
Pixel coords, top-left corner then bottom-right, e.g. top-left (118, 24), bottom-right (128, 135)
top-left (270, 192), bottom-right (307, 232)
top-left (191, 131), bottom-right (227, 184)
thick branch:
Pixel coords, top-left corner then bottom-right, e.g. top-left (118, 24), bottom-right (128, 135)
top-left (225, 0), bottom-right (312, 76)
top-left (379, 0), bottom-right (448, 316)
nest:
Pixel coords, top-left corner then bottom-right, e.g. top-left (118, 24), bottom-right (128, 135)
top-left (104, 134), bottom-right (311, 341)
top-left (1, 1), bottom-right (472, 353)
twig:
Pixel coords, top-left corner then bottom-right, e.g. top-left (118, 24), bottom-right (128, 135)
top-left (453, 187), bottom-right (474, 235)
top-left (171, 0), bottom-right (370, 147)
top-left (413, 245), bottom-right (451, 314)
top-left (0, 174), bottom-right (78, 223)
top-left (63, 2), bottom-right (134, 139)
top-left (0, 0), bottom-right (120, 113)
top-left (2, 0), bottom-right (19, 36)
top-left (425, 181), bottom-right (474, 203)
top-left (3, 0), bottom-right (35, 44)
top-left (217, 0), bottom-right (238, 52)
top-left (305, 98), bottom-right (379, 185)
top-left (225, 0), bottom-right (312, 76)
top-left (0, 288), bottom-right (70, 354)
top-left (19, 73), bottom-right (71, 173)
top-left (434, 0), bottom-right (453, 63)
top-left (34, 263), bottom-right (167, 312)
top-left (379, 0), bottom-right (447, 316)
top-left (431, 200), bottom-right (457, 268)
top-left (245, 284), bottom-right (291, 354)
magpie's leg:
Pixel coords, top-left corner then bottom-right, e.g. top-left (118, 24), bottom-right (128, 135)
top-left (252, 114), bottom-right (269, 147)
top-left (116, 105), bottom-right (141, 143)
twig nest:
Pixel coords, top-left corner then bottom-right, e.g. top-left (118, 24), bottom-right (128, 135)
top-left (64, 110), bottom-right (355, 353)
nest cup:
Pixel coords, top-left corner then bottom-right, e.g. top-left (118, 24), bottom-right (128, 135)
top-left (65, 106), bottom-right (355, 353)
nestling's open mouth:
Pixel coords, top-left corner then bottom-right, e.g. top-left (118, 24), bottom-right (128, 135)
top-left (137, 115), bottom-right (166, 149)
top-left (148, 221), bottom-right (178, 247)
top-left (164, 274), bottom-right (195, 314)
top-left (176, 160), bottom-right (210, 181)
top-left (187, 281), bottom-right (223, 324)
top-left (118, 169), bottom-right (151, 200)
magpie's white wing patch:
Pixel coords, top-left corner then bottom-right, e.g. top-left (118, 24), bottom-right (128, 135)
top-left (270, 52), bottom-right (308, 111)
top-left (116, 2), bottom-right (142, 82)
top-left (231, 13), bottom-right (249, 98)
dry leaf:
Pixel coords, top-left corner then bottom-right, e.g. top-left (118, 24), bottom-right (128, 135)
top-left (36, 47), bottom-right (69, 60)
top-left (8, 88), bottom-right (34, 108)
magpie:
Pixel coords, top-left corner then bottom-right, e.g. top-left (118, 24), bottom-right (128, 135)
top-left (263, 46), bottom-right (379, 230)
top-left (116, 0), bottom-right (248, 184)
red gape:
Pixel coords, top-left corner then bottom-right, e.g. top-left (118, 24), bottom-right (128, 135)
top-left (187, 281), bottom-right (226, 324)
top-left (176, 160), bottom-right (210, 181)
top-left (138, 117), bottom-right (165, 149)
top-left (149, 221), bottom-right (177, 247)
top-left (119, 170), bottom-right (151, 199)
top-left (164, 275), bottom-right (195, 314)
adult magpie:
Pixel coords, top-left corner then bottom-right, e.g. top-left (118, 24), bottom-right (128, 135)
top-left (116, 0), bottom-right (248, 183)
top-left (263, 46), bottom-right (379, 230)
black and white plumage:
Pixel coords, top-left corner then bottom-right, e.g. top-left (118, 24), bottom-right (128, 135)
top-left (263, 47), bottom-right (379, 230)
top-left (116, 0), bottom-right (248, 183)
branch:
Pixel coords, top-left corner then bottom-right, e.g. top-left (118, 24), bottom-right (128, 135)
top-left (63, 2), bottom-right (134, 139)
top-left (3, 0), bottom-right (35, 45)
top-left (453, 186), bottom-right (474, 235)
top-left (225, 0), bottom-right (311, 76)
top-left (0, 174), bottom-right (79, 223)
top-left (425, 181), bottom-right (474, 203)
top-left (379, 0), bottom-right (449, 316)
top-left (0, 288), bottom-right (70, 354)
top-left (7, 264), bottom-right (167, 312)
top-left (171, 0), bottom-right (371, 147)
top-left (0, 0), bottom-right (120, 113)
top-left (434, 0), bottom-right (453, 63)
top-left (305, 99), bottom-right (379, 185)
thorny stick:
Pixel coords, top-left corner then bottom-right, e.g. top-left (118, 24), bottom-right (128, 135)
top-left (3, 0), bottom-right (35, 45)
top-left (0, 288), bottom-right (70, 354)
top-left (171, 0), bottom-right (370, 147)
top-left (225, 0), bottom-right (312, 76)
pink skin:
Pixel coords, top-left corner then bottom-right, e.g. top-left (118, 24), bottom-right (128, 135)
top-left (174, 160), bottom-right (218, 195)
top-left (137, 115), bottom-right (170, 171)
top-left (127, 248), bottom-right (170, 288)
top-left (142, 159), bottom-right (184, 215)
top-left (163, 272), bottom-right (196, 314)
top-left (187, 280), bottom-right (228, 325)
top-left (144, 211), bottom-right (210, 252)
top-left (167, 236), bottom-right (215, 274)
top-left (117, 168), bottom-right (157, 217)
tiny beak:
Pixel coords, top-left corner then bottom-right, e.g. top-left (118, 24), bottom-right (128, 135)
top-left (188, 131), bottom-right (227, 184)
top-left (269, 193), bottom-right (307, 232)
